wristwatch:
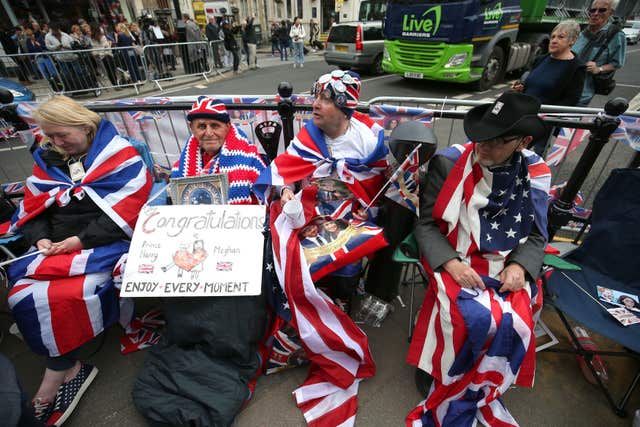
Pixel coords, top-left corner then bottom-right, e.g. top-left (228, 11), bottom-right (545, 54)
top-left (598, 66), bottom-right (603, 73)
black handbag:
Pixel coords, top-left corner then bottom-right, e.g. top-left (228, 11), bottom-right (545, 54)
top-left (593, 71), bottom-right (616, 95)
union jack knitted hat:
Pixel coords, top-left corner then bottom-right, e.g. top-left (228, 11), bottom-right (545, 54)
top-left (312, 70), bottom-right (361, 117)
top-left (186, 96), bottom-right (230, 123)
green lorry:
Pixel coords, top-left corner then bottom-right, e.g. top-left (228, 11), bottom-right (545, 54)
top-left (381, 0), bottom-right (635, 90)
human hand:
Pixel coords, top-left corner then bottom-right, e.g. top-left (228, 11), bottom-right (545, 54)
top-left (511, 80), bottom-right (525, 92)
top-left (48, 236), bottom-right (83, 255)
top-left (443, 258), bottom-right (485, 289)
top-left (498, 263), bottom-right (526, 293)
top-left (352, 207), bottom-right (368, 221)
top-left (36, 239), bottom-right (54, 256)
top-left (585, 61), bottom-right (599, 74)
top-left (280, 188), bottom-right (295, 206)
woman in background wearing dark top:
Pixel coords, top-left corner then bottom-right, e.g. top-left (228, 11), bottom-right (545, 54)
top-left (512, 20), bottom-right (585, 154)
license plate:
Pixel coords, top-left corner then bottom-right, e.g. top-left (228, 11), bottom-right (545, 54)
top-left (336, 45), bottom-right (348, 52)
top-left (404, 72), bottom-right (424, 79)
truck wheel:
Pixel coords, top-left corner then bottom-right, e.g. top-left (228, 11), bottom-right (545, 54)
top-left (475, 46), bottom-right (505, 91)
top-left (372, 54), bottom-right (384, 75)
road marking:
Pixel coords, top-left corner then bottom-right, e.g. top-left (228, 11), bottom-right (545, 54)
top-left (616, 83), bottom-right (640, 89)
top-left (493, 83), bottom-right (508, 89)
top-left (453, 93), bottom-right (473, 99)
top-left (626, 48), bottom-right (640, 54)
top-left (629, 92), bottom-right (640, 111)
top-left (194, 84), bottom-right (207, 89)
top-left (361, 74), bottom-right (396, 84)
top-left (0, 145), bottom-right (27, 152)
top-left (479, 97), bottom-right (495, 102)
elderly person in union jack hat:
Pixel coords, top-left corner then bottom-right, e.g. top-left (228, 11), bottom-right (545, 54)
top-left (406, 92), bottom-right (552, 427)
top-left (6, 95), bottom-right (152, 425)
top-left (170, 96), bottom-right (266, 204)
top-left (253, 70), bottom-right (389, 426)
top-left (133, 95), bottom-right (268, 427)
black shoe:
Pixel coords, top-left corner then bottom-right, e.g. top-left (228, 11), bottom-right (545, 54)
top-left (47, 363), bottom-right (98, 426)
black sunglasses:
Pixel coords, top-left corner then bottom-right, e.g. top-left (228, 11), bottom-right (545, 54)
top-left (588, 7), bottom-right (609, 14)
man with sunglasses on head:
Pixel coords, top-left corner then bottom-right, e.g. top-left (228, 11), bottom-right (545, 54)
top-left (254, 70), bottom-right (388, 426)
top-left (573, 0), bottom-right (626, 106)
top-left (407, 92), bottom-right (551, 427)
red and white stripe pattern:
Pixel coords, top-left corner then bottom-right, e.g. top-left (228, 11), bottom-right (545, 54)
top-left (270, 200), bottom-right (375, 427)
top-left (406, 143), bottom-right (549, 427)
top-left (11, 121), bottom-right (152, 237)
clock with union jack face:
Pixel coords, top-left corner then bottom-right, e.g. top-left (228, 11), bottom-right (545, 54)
top-left (170, 174), bottom-right (229, 205)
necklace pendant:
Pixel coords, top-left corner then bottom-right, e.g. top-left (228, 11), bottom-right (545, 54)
top-left (69, 161), bottom-right (86, 182)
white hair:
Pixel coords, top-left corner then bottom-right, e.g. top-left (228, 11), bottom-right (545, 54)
top-left (553, 20), bottom-right (581, 42)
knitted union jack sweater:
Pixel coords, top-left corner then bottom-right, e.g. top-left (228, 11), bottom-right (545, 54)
top-left (171, 124), bottom-right (266, 205)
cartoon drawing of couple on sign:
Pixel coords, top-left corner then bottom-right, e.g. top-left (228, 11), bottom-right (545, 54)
top-left (161, 239), bottom-right (208, 279)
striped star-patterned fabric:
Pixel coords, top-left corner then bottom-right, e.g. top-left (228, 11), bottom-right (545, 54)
top-left (406, 143), bottom-right (550, 427)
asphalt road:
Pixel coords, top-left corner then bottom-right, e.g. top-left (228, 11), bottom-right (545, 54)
top-left (2, 47), bottom-right (639, 205)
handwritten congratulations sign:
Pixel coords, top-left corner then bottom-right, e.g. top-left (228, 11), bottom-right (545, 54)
top-left (122, 205), bottom-right (266, 297)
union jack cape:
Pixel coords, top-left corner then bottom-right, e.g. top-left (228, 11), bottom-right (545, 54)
top-left (406, 143), bottom-right (550, 427)
top-left (255, 120), bottom-right (389, 426)
top-left (7, 120), bottom-right (152, 356)
top-left (171, 124), bottom-right (266, 204)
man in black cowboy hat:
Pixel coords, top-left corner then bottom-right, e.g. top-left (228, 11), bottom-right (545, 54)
top-left (406, 91), bottom-right (551, 426)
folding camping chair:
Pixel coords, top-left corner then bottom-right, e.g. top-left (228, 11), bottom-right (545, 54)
top-left (542, 168), bottom-right (640, 417)
top-left (392, 233), bottom-right (428, 341)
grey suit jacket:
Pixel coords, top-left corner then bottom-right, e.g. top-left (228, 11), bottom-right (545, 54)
top-left (414, 154), bottom-right (547, 280)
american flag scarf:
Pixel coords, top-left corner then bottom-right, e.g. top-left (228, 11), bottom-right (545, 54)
top-left (171, 123), bottom-right (266, 204)
top-left (259, 121), bottom-right (388, 426)
top-left (406, 143), bottom-right (550, 427)
top-left (6, 120), bottom-right (152, 357)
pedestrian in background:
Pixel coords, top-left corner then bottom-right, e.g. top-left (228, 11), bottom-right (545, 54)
top-left (512, 20), bottom-right (585, 107)
top-left (222, 21), bottom-right (240, 74)
top-left (289, 17), bottom-right (305, 68)
top-left (270, 21), bottom-right (280, 56)
top-left (244, 15), bottom-right (258, 70)
top-left (511, 20), bottom-right (585, 155)
top-left (309, 18), bottom-right (320, 52)
top-left (205, 16), bottom-right (223, 68)
top-left (573, 0), bottom-right (626, 106)
top-left (277, 20), bottom-right (289, 61)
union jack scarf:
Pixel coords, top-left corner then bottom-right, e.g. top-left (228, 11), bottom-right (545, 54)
top-left (257, 120), bottom-right (388, 426)
top-left (10, 120), bottom-right (152, 236)
top-left (406, 143), bottom-right (550, 427)
top-left (6, 120), bottom-right (152, 357)
top-left (171, 124), bottom-right (266, 204)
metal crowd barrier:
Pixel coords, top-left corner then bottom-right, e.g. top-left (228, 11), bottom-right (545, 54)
top-left (0, 40), bottom-right (229, 97)
top-left (1, 90), bottom-right (637, 238)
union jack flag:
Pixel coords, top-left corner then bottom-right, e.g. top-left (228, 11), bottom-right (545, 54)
top-left (369, 104), bottom-right (434, 126)
top-left (384, 144), bottom-right (421, 215)
top-left (15, 102), bottom-right (42, 138)
top-left (9, 120), bottom-right (152, 236)
top-left (545, 125), bottom-right (588, 167)
top-left (258, 120), bottom-right (388, 426)
top-left (407, 143), bottom-right (550, 427)
top-left (2, 181), bottom-right (25, 196)
top-left (216, 261), bottom-right (233, 271)
top-left (265, 328), bottom-right (308, 374)
top-left (120, 307), bottom-right (164, 355)
top-left (128, 110), bottom-right (167, 121)
top-left (8, 241), bottom-right (131, 356)
top-left (611, 115), bottom-right (640, 152)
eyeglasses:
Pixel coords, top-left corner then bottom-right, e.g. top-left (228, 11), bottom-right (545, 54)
top-left (588, 7), bottom-right (609, 14)
top-left (477, 136), bottom-right (521, 148)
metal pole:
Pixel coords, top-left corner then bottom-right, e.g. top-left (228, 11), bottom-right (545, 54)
top-left (547, 98), bottom-right (628, 240)
top-left (277, 82), bottom-right (295, 149)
